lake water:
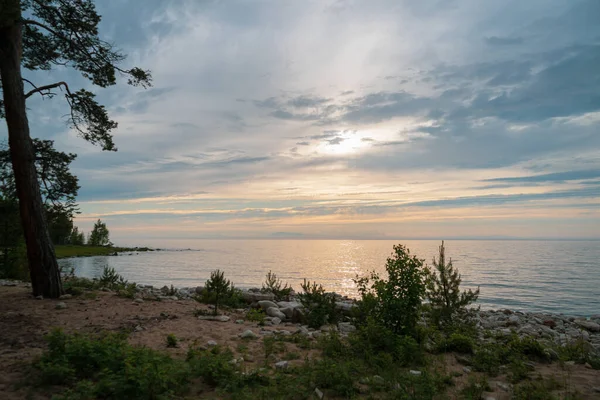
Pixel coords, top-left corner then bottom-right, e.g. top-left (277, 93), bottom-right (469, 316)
top-left (59, 240), bottom-right (600, 316)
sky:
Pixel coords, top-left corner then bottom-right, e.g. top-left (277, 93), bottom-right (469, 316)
top-left (7, 0), bottom-right (600, 243)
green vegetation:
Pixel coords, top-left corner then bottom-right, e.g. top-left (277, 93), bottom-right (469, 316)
top-left (166, 334), bottom-right (178, 348)
top-left (426, 241), bottom-right (479, 331)
top-left (261, 270), bottom-right (293, 300)
top-left (355, 244), bottom-right (429, 336)
top-left (62, 266), bottom-right (137, 298)
top-left (298, 279), bottom-right (339, 328)
top-left (197, 269), bottom-right (244, 315)
top-left (54, 245), bottom-right (154, 259)
top-left (88, 219), bottom-right (111, 247)
top-left (246, 308), bottom-right (266, 323)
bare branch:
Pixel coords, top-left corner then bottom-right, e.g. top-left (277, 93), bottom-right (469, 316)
top-left (25, 81), bottom-right (71, 99)
top-left (22, 78), bottom-right (38, 89)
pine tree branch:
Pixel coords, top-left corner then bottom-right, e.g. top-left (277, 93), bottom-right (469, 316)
top-left (24, 81), bottom-right (71, 99)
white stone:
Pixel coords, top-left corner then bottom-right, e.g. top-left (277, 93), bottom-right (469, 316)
top-left (271, 317), bottom-right (282, 325)
top-left (207, 340), bottom-right (218, 347)
top-left (266, 307), bottom-right (286, 320)
top-left (275, 361), bottom-right (289, 370)
top-left (239, 330), bottom-right (259, 339)
top-left (409, 370), bottom-right (421, 376)
top-left (55, 302), bottom-right (67, 310)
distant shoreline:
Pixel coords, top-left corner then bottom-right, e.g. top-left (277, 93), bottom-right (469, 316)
top-left (54, 245), bottom-right (159, 259)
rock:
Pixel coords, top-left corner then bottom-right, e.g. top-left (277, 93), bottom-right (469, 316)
top-left (592, 387), bottom-right (600, 393)
top-left (507, 315), bottom-right (520, 326)
top-left (239, 330), bottom-right (259, 339)
top-left (463, 367), bottom-right (472, 373)
top-left (275, 361), bottom-right (289, 370)
top-left (314, 387), bottom-right (324, 399)
top-left (244, 354), bottom-right (255, 362)
top-left (35, 295), bottom-right (43, 300)
top-left (575, 320), bottom-right (600, 332)
top-left (55, 302), bottom-right (67, 310)
top-left (292, 307), bottom-right (305, 323)
top-left (543, 319), bottom-right (557, 328)
top-left (496, 382), bottom-right (511, 392)
top-left (371, 375), bottom-right (385, 385)
top-left (335, 301), bottom-right (355, 313)
top-left (279, 307), bottom-right (294, 319)
top-left (198, 315), bottom-right (230, 322)
top-left (484, 397), bottom-right (497, 400)
top-left (260, 330), bottom-right (274, 336)
top-left (258, 300), bottom-right (279, 311)
top-left (311, 331), bottom-right (322, 339)
top-left (409, 370), bottom-right (421, 376)
top-left (133, 298), bottom-right (144, 303)
top-left (242, 291), bottom-right (275, 303)
top-left (277, 301), bottom-right (301, 309)
top-left (135, 325), bottom-right (144, 332)
top-left (59, 294), bottom-right (72, 300)
top-left (195, 286), bottom-right (204, 294)
top-left (338, 322), bottom-right (357, 333)
top-left (271, 317), bottom-right (282, 325)
top-left (266, 307), bottom-right (286, 320)
top-left (320, 325), bottom-right (337, 332)
top-left (207, 340), bottom-right (218, 347)
top-left (544, 348), bottom-right (559, 360)
top-left (455, 355), bottom-right (472, 365)
top-left (235, 319), bottom-right (244, 324)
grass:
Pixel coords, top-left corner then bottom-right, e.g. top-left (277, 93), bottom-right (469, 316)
top-left (55, 245), bottom-right (154, 259)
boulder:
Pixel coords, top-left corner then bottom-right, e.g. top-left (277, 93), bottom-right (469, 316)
top-left (266, 307), bottom-right (286, 320)
top-left (277, 301), bottom-right (301, 309)
top-left (575, 320), bottom-right (600, 332)
top-left (241, 291), bottom-right (275, 303)
top-left (279, 307), bottom-right (294, 319)
top-left (338, 322), bottom-right (357, 333)
top-left (258, 300), bottom-right (279, 311)
top-left (292, 307), bottom-right (305, 323)
top-left (271, 317), bottom-right (282, 325)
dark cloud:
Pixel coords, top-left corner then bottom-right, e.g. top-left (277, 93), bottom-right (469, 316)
top-left (287, 95), bottom-right (331, 108)
top-left (483, 169), bottom-right (600, 183)
top-left (326, 137), bottom-right (345, 145)
top-left (296, 141), bottom-right (310, 146)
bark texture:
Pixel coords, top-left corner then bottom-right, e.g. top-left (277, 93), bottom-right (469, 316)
top-left (0, 5), bottom-right (63, 298)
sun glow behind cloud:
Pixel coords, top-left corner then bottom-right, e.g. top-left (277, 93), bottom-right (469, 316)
top-left (7, 0), bottom-right (600, 243)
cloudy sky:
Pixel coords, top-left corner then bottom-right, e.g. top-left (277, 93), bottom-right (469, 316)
top-left (12, 0), bottom-right (600, 243)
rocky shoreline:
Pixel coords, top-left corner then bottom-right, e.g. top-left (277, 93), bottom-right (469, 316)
top-left (121, 282), bottom-right (600, 355)
top-left (2, 278), bottom-right (599, 355)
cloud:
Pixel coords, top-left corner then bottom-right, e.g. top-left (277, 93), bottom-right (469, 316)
top-left (485, 36), bottom-right (524, 46)
top-left (484, 169), bottom-right (600, 183)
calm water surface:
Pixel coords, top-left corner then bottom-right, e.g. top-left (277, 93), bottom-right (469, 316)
top-left (59, 240), bottom-right (600, 316)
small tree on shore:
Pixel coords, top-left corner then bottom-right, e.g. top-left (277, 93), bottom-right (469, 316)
top-left (204, 270), bottom-right (233, 316)
top-left (426, 241), bottom-right (479, 330)
top-left (88, 219), bottom-right (110, 246)
top-left (355, 244), bottom-right (429, 337)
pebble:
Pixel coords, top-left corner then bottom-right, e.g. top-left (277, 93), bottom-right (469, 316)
top-left (463, 366), bottom-right (472, 373)
top-left (59, 294), bottom-right (72, 300)
top-left (133, 298), bottom-right (144, 303)
top-left (409, 370), bottom-right (421, 376)
top-left (35, 295), bottom-right (43, 300)
top-left (207, 340), bottom-right (218, 347)
top-left (274, 361), bottom-right (289, 370)
top-left (239, 330), bottom-right (259, 339)
top-left (495, 382), bottom-right (511, 392)
top-left (55, 302), bottom-right (67, 310)
top-left (235, 319), bottom-right (244, 324)
top-left (314, 387), bottom-right (324, 399)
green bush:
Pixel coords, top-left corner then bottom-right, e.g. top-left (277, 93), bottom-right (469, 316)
top-left (460, 375), bottom-right (490, 400)
top-left (261, 270), bottom-right (293, 300)
top-left (508, 336), bottom-right (547, 361)
top-left (355, 244), bottom-right (429, 337)
top-left (348, 318), bottom-right (424, 367)
top-left (426, 241), bottom-right (479, 330)
top-left (198, 269), bottom-right (243, 315)
top-left (436, 333), bottom-right (475, 354)
top-left (246, 308), bottom-right (266, 323)
top-left (36, 329), bottom-right (189, 399)
top-left (186, 346), bottom-right (237, 387)
top-left (166, 333), bottom-right (178, 348)
top-left (298, 279), bottom-right (338, 329)
top-left (472, 342), bottom-right (511, 376)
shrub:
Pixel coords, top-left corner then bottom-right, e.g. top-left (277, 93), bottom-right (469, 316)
top-left (36, 329), bottom-right (190, 399)
top-left (246, 308), bottom-right (266, 323)
top-left (199, 269), bottom-right (242, 315)
top-left (436, 333), bottom-right (475, 354)
top-left (355, 244), bottom-right (429, 337)
top-left (261, 270), bottom-right (293, 300)
top-left (186, 346), bottom-right (237, 387)
top-left (460, 375), bottom-right (491, 400)
top-left (472, 342), bottom-right (511, 376)
top-left (298, 279), bottom-right (338, 329)
top-left (166, 333), bottom-right (178, 348)
top-left (426, 241), bottom-right (479, 330)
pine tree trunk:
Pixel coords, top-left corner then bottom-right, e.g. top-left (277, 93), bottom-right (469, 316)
top-left (0, 13), bottom-right (63, 297)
